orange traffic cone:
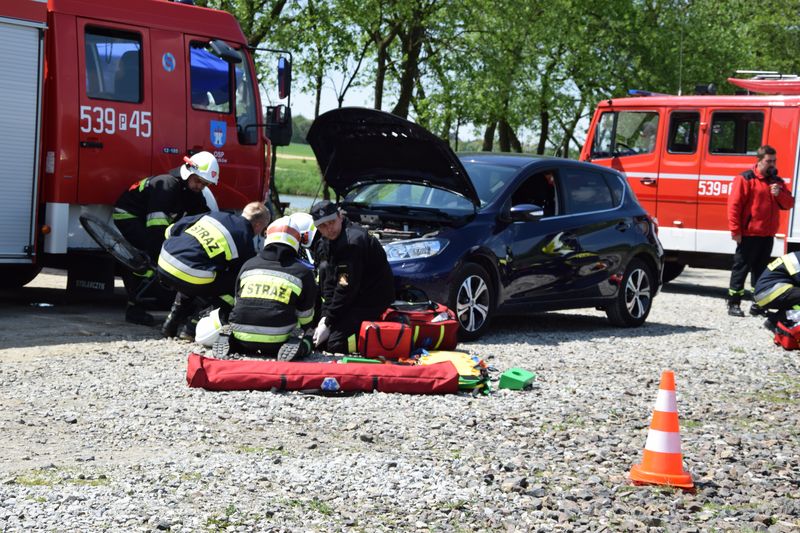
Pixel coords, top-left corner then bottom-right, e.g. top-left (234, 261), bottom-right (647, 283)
top-left (629, 370), bottom-right (693, 489)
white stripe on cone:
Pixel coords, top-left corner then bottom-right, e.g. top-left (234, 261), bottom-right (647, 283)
top-left (654, 390), bottom-right (677, 413)
top-left (643, 428), bottom-right (683, 454)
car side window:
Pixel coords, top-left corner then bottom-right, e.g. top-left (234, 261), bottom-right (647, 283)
top-left (561, 169), bottom-right (614, 214)
top-left (511, 170), bottom-right (559, 217)
top-left (603, 173), bottom-right (625, 206)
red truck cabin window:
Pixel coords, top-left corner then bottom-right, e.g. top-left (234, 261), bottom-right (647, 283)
top-left (591, 111), bottom-right (659, 158)
top-left (190, 41), bottom-right (231, 113)
top-left (84, 28), bottom-right (142, 104)
top-left (709, 111), bottom-right (764, 155)
top-left (667, 111), bottom-right (699, 154)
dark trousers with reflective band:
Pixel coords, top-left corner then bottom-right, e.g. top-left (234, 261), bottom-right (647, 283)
top-left (728, 236), bottom-right (774, 303)
top-left (114, 218), bottom-right (158, 305)
top-left (157, 267), bottom-right (237, 313)
top-left (324, 305), bottom-right (386, 354)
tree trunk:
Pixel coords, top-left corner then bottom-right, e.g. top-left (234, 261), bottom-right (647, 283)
top-left (498, 120), bottom-right (510, 152)
top-left (374, 40), bottom-right (388, 110)
top-left (391, 18), bottom-right (424, 119)
top-left (482, 122), bottom-right (497, 151)
top-left (537, 110), bottom-right (549, 155)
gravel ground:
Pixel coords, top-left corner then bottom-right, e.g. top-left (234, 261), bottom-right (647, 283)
top-left (1, 267), bottom-right (799, 532)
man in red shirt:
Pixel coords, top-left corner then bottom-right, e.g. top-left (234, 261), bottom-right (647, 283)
top-left (727, 145), bottom-right (794, 317)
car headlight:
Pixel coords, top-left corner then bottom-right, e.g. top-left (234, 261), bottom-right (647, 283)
top-left (383, 238), bottom-right (448, 262)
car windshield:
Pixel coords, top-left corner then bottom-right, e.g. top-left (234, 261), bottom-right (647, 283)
top-left (461, 161), bottom-right (519, 206)
top-left (343, 183), bottom-right (474, 215)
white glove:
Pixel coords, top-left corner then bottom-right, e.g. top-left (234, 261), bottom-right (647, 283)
top-left (313, 318), bottom-right (330, 347)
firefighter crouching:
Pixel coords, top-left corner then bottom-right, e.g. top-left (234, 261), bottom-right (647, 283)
top-left (113, 151), bottom-right (219, 325)
top-left (310, 200), bottom-right (395, 354)
top-left (157, 201), bottom-right (270, 339)
top-left (227, 216), bottom-right (317, 357)
top-left (754, 252), bottom-right (800, 328)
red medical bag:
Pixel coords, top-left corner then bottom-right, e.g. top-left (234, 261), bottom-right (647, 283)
top-left (774, 321), bottom-right (800, 350)
top-left (358, 321), bottom-right (412, 359)
top-left (381, 301), bottom-right (459, 351)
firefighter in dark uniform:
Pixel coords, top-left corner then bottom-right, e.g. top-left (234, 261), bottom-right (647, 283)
top-left (157, 201), bottom-right (270, 339)
top-left (310, 201), bottom-right (395, 354)
top-left (754, 251), bottom-right (800, 327)
top-left (227, 216), bottom-right (318, 357)
top-left (113, 151), bottom-right (219, 325)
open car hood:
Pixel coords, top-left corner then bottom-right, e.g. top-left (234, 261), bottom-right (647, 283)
top-left (306, 107), bottom-right (480, 206)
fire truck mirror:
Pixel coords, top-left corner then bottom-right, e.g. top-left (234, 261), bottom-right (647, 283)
top-left (278, 57), bottom-right (291, 99)
top-left (210, 39), bottom-right (242, 64)
top-left (265, 104), bottom-right (292, 147)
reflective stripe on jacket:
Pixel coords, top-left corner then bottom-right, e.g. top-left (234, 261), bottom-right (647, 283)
top-left (754, 252), bottom-right (800, 306)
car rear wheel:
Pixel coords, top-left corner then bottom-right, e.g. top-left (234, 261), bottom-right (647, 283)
top-left (606, 258), bottom-right (653, 327)
top-left (449, 263), bottom-right (494, 340)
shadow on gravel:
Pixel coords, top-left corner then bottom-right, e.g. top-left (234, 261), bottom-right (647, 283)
top-left (661, 281), bottom-right (728, 300)
top-left (0, 286), bottom-right (164, 350)
top-left (482, 311), bottom-right (708, 344)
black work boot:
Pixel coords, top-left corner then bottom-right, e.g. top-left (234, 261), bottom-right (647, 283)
top-left (749, 303), bottom-right (766, 316)
top-left (727, 300), bottom-right (744, 317)
top-left (161, 300), bottom-right (191, 338)
top-left (277, 335), bottom-right (314, 362)
top-left (125, 303), bottom-right (156, 326)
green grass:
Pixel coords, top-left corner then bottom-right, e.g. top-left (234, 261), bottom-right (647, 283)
top-left (273, 142), bottom-right (324, 196)
top-left (278, 143), bottom-right (315, 158)
top-left (13, 469), bottom-right (109, 487)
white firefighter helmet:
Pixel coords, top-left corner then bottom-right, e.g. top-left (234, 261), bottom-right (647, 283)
top-left (180, 151), bottom-right (220, 185)
top-left (289, 212), bottom-right (317, 248)
top-left (264, 216), bottom-right (301, 252)
top-left (195, 308), bottom-right (223, 347)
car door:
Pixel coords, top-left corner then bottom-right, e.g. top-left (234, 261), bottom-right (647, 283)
top-left (504, 165), bottom-right (630, 304)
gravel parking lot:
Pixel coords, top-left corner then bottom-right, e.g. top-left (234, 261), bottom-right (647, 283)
top-left (1, 267), bottom-right (799, 532)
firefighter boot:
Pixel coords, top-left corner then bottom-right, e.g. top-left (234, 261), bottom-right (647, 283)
top-left (727, 299), bottom-right (745, 317)
top-left (277, 335), bottom-right (314, 362)
top-left (749, 303), bottom-right (767, 317)
top-left (161, 300), bottom-right (192, 338)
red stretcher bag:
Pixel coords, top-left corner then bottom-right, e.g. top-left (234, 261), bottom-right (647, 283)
top-left (381, 301), bottom-right (459, 351)
top-left (186, 353), bottom-right (458, 394)
top-left (774, 321), bottom-right (800, 350)
top-left (358, 321), bottom-right (412, 360)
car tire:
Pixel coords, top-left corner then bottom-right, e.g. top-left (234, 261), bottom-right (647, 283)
top-left (662, 262), bottom-right (685, 284)
top-left (449, 263), bottom-right (494, 340)
top-left (606, 258), bottom-right (653, 327)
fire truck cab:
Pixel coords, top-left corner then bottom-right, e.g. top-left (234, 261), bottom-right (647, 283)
top-left (580, 78), bottom-right (800, 282)
top-left (0, 0), bottom-right (289, 290)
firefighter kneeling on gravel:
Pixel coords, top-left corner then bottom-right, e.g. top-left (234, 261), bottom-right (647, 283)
top-left (226, 215), bottom-right (318, 359)
top-left (754, 251), bottom-right (800, 329)
top-left (113, 151), bottom-right (218, 326)
top-left (157, 201), bottom-right (270, 339)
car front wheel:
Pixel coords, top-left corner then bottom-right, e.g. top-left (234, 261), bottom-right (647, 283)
top-left (606, 258), bottom-right (653, 327)
top-left (449, 263), bottom-right (494, 340)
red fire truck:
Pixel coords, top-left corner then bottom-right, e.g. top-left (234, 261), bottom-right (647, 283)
top-left (0, 0), bottom-right (290, 290)
top-left (580, 77), bottom-right (800, 282)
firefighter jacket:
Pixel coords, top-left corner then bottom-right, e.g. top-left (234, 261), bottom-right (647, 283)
top-left (316, 218), bottom-right (395, 327)
top-left (157, 211), bottom-right (256, 286)
top-left (754, 252), bottom-right (800, 307)
top-left (727, 166), bottom-right (793, 237)
top-left (114, 168), bottom-right (208, 255)
top-left (228, 244), bottom-right (317, 345)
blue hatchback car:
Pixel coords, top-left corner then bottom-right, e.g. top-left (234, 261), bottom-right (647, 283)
top-left (307, 108), bottom-right (664, 339)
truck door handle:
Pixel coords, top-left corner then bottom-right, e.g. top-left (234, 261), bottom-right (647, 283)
top-left (80, 141), bottom-right (103, 149)
top-left (639, 177), bottom-right (656, 185)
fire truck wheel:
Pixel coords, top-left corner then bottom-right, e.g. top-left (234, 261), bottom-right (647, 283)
top-left (0, 265), bottom-right (42, 289)
top-left (606, 258), bottom-right (653, 327)
top-left (662, 262), bottom-right (685, 284)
